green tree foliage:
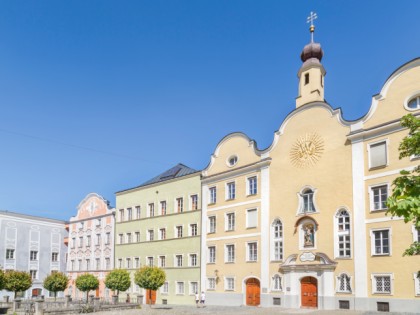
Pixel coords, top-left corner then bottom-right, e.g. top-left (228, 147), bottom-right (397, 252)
top-left (75, 274), bottom-right (99, 301)
top-left (387, 114), bottom-right (420, 256)
top-left (43, 272), bottom-right (69, 301)
top-left (0, 269), bottom-right (5, 291)
top-left (134, 267), bottom-right (166, 306)
top-left (4, 270), bottom-right (32, 299)
top-left (105, 269), bottom-right (131, 296)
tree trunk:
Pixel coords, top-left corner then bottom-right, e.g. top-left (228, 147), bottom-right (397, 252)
top-left (86, 291), bottom-right (89, 303)
top-left (54, 292), bottom-right (57, 302)
top-left (149, 290), bottom-right (152, 308)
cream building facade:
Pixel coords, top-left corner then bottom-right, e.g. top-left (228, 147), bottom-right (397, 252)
top-left (201, 24), bottom-right (420, 313)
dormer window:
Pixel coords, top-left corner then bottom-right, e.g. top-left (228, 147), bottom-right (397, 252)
top-left (227, 155), bottom-right (238, 167)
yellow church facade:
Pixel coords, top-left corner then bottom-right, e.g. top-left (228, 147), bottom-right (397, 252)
top-left (200, 25), bottom-right (420, 312)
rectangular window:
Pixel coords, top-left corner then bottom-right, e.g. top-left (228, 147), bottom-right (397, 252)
top-left (227, 182), bottom-right (236, 200)
top-left (209, 216), bottom-right (216, 233)
top-left (118, 259), bottom-right (122, 269)
top-left (373, 275), bottom-right (392, 294)
top-left (96, 258), bottom-right (100, 270)
top-left (30, 270), bottom-right (37, 280)
top-left (190, 224), bottom-right (198, 236)
top-left (105, 258), bottom-right (111, 270)
top-left (70, 260), bottom-right (75, 271)
top-left (147, 257), bottom-right (154, 267)
top-left (127, 208), bottom-right (132, 220)
top-left (371, 185), bottom-right (388, 211)
top-left (226, 213), bottom-right (235, 231)
top-left (78, 259), bottom-right (82, 271)
top-left (190, 254), bottom-right (197, 267)
top-left (159, 256), bottom-right (166, 268)
top-left (191, 195), bottom-right (198, 210)
top-left (86, 259), bottom-right (90, 270)
top-left (207, 278), bottom-right (216, 290)
top-left (105, 232), bottom-right (111, 245)
top-left (373, 230), bottom-right (390, 255)
top-left (30, 250), bottom-right (38, 261)
top-left (176, 282), bottom-right (185, 295)
top-left (226, 244), bottom-right (235, 263)
top-left (176, 255), bottom-right (183, 267)
top-left (369, 141), bottom-right (387, 168)
top-left (79, 237), bottom-right (83, 248)
top-left (127, 233), bottom-right (132, 243)
top-left (161, 282), bottom-right (169, 294)
top-left (148, 203), bottom-right (155, 217)
top-left (134, 257), bottom-right (140, 268)
top-left (225, 277), bottom-right (235, 291)
top-left (246, 209), bottom-right (258, 228)
top-left (338, 235), bottom-right (351, 257)
top-left (208, 246), bottom-right (216, 263)
top-left (71, 238), bottom-right (76, 249)
top-left (417, 227), bottom-right (420, 243)
top-left (6, 249), bottom-right (15, 259)
top-left (248, 176), bottom-right (257, 195)
top-left (176, 226), bottom-right (183, 238)
top-left (135, 206), bottom-right (141, 219)
top-left (209, 187), bottom-right (217, 204)
top-left (96, 218), bottom-right (101, 226)
top-left (148, 230), bottom-right (154, 241)
top-left (190, 282), bottom-right (198, 295)
top-left (274, 241), bottom-right (283, 261)
top-left (126, 258), bottom-right (131, 269)
top-left (160, 201), bottom-right (166, 215)
top-left (119, 234), bottom-right (124, 244)
top-left (95, 234), bottom-right (101, 246)
top-left (52, 252), bottom-right (59, 262)
top-left (86, 235), bottom-right (91, 247)
top-left (177, 198), bottom-right (184, 213)
top-left (119, 209), bottom-right (124, 222)
top-left (160, 228), bottom-right (166, 240)
top-left (247, 242), bottom-right (258, 261)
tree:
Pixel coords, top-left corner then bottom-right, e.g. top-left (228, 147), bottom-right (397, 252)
top-left (387, 114), bottom-right (420, 256)
top-left (0, 269), bottom-right (5, 291)
top-left (43, 272), bottom-right (69, 301)
top-left (134, 267), bottom-right (166, 306)
top-left (4, 270), bottom-right (32, 299)
top-left (105, 269), bottom-right (131, 296)
top-left (75, 274), bottom-right (99, 301)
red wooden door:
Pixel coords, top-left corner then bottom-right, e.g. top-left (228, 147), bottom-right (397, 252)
top-left (301, 277), bottom-right (317, 308)
top-left (145, 290), bottom-right (156, 305)
top-left (246, 278), bottom-right (260, 306)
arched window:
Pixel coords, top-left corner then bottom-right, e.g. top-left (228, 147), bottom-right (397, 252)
top-left (337, 273), bottom-right (352, 293)
top-left (272, 219), bottom-right (283, 261)
top-left (272, 274), bottom-right (282, 291)
top-left (301, 189), bottom-right (315, 213)
top-left (407, 95), bottom-right (420, 110)
top-left (336, 209), bottom-right (351, 258)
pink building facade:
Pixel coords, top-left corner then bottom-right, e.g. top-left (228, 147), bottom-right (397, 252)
top-left (65, 193), bottom-right (115, 300)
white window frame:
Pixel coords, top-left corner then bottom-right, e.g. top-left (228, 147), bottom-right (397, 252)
top-left (246, 241), bottom-right (258, 262)
top-left (175, 225), bottom-right (183, 238)
top-left (208, 246), bottom-right (216, 263)
top-left (414, 273), bottom-right (420, 296)
top-left (159, 228), bottom-right (166, 240)
top-left (189, 281), bottom-right (198, 295)
top-left (208, 216), bottom-right (216, 234)
top-left (135, 206), bottom-right (141, 219)
top-left (404, 92), bottom-right (420, 111)
top-left (147, 256), bottom-right (154, 267)
top-left (225, 244), bottom-right (235, 263)
top-left (334, 208), bottom-right (352, 259)
top-left (189, 223), bottom-right (198, 236)
top-left (159, 255), bottom-right (166, 268)
top-left (207, 277), bottom-right (216, 290)
top-left (189, 253), bottom-right (197, 267)
top-left (209, 186), bottom-right (217, 204)
top-left (368, 139), bottom-right (389, 169)
top-left (148, 203), bottom-right (155, 217)
top-left (371, 273), bottom-right (393, 295)
top-left (271, 218), bottom-right (283, 261)
top-left (134, 257), bottom-right (140, 269)
top-left (175, 254), bottom-right (183, 267)
top-left (297, 186), bottom-right (318, 214)
top-left (246, 176), bottom-right (258, 196)
top-left (225, 212), bottom-right (235, 231)
top-left (336, 273), bottom-right (352, 293)
top-left (190, 194), bottom-right (198, 210)
top-left (370, 228), bottom-right (392, 256)
top-left (369, 183), bottom-right (389, 211)
top-left (272, 274), bottom-right (282, 291)
top-left (176, 197), bottom-right (184, 213)
top-left (224, 277), bottom-right (235, 291)
top-left (6, 249), bottom-right (15, 259)
top-left (176, 281), bottom-right (185, 295)
top-left (160, 201), bottom-right (166, 216)
top-left (225, 181), bottom-right (236, 200)
top-left (161, 281), bottom-right (169, 294)
top-left (412, 225), bottom-right (420, 243)
top-left (147, 229), bottom-right (154, 241)
top-left (246, 208), bottom-right (258, 228)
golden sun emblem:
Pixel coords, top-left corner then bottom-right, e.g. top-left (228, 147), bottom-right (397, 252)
top-left (290, 133), bottom-right (324, 168)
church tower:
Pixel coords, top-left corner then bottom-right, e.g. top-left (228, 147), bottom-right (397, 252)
top-left (296, 12), bottom-right (326, 108)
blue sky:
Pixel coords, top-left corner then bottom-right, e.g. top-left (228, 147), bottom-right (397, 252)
top-left (0, 1), bottom-right (418, 220)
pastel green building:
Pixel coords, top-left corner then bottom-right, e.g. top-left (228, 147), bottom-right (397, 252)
top-left (114, 164), bottom-right (201, 305)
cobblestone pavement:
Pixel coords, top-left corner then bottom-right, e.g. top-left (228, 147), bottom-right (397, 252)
top-left (94, 305), bottom-right (419, 315)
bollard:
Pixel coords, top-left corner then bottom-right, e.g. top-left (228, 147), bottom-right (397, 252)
top-left (111, 295), bottom-right (118, 305)
top-left (35, 298), bottom-right (44, 315)
top-left (64, 295), bottom-right (71, 308)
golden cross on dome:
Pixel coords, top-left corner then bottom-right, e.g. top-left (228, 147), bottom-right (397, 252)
top-left (306, 11), bottom-right (318, 43)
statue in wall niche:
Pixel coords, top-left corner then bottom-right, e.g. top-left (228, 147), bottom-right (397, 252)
top-left (304, 224), bottom-right (314, 247)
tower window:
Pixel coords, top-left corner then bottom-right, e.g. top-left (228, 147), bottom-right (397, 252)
top-left (304, 73), bottom-right (310, 85)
